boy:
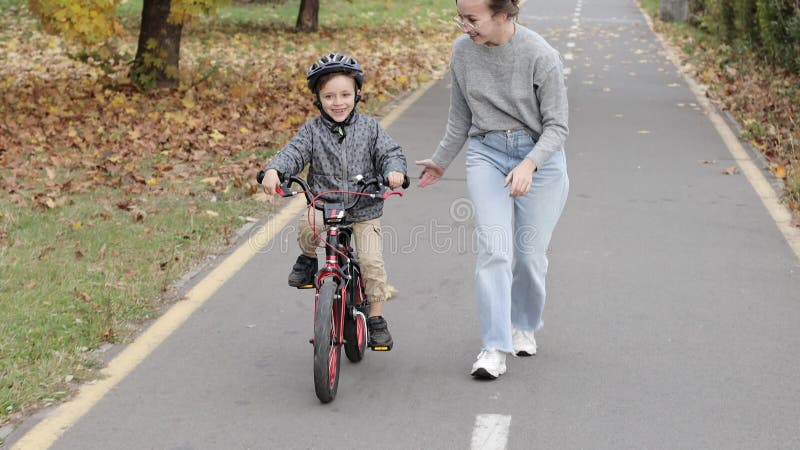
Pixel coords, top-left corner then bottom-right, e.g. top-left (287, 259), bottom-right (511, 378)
top-left (260, 53), bottom-right (407, 350)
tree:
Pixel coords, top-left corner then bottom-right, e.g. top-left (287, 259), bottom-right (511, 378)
top-left (296, 0), bottom-right (320, 32)
top-left (26, 0), bottom-right (223, 89)
top-left (660, 0), bottom-right (689, 22)
top-left (131, 0), bottom-right (184, 89)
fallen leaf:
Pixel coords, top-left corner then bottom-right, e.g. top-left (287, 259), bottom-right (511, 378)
top-left (209, 129), bottom-right (225, 141)
top-left (769, 165), bottom-right (787, 179)
top-left (700, 159), bottom-right (717, 164)
top-left (101, 329), bottom-right (115, 342)
top-left (38, 246), bottom-right (55, 260)
top-left (720, 166), bottom-right (740, 175)
top-left (74, 289), bottom-right (91, 303)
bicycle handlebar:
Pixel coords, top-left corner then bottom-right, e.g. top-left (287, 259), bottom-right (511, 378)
top-left (256, 170), bottom-right (408, 211)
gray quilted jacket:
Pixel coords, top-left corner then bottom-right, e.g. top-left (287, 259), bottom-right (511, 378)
top-left (264, 111), bottom-right (407, 222)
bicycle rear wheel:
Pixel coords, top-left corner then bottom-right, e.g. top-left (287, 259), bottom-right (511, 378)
top-left (313, 278), bottom-right (342, 403)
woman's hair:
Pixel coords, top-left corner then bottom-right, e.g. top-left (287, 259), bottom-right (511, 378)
top-left (486, 0), bottom-right (520, 19)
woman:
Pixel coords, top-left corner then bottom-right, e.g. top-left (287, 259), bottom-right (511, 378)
top-left (416, 0), bottom-right (569, 379)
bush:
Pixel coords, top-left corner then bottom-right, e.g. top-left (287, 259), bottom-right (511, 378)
top-left (690, 0), bottom-right (799, 71)
top-left (757, 0), bottom-right (800, 71)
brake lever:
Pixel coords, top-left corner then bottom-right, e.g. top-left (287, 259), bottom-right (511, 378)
top-left (381, 190), bottom-right (404, 200)
top-left (276, 183), bottom-right (295, 198)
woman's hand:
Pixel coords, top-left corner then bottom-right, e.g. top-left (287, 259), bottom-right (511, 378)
top-left (386, 171), bottom-right (405, 189)
top-left (415, 159), bottom-right (445, 188)
top-left (260, 169), bottom-right (282, 195)
top-left (504, 158), bottom-right (537, 197)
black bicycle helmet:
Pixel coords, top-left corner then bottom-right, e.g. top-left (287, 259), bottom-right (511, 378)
top-left (306, 53), bottom-right (364, 93)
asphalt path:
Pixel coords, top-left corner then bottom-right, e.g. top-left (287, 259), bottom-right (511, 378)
top-left (8, 0), bottom-right (800, 448)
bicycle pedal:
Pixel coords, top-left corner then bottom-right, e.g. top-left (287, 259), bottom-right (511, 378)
top-left (370, 345), bottom-right (392, 352)
top-left (295, 283), bottom-right (315, 289)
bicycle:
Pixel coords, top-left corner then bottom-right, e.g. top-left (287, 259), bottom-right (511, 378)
top-left (256, 170), bottom-right (407, 403)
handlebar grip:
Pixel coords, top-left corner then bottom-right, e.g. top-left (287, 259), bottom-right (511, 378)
top-left (256, 169), bottom-right (285, 185)
top-left (277, 180), bottom-right (294, 198)
top-left (401, 175), bottom-right (410, 190)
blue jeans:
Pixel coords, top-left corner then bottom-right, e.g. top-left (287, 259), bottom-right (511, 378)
top-left (465, 129), bottom-right (569, 353)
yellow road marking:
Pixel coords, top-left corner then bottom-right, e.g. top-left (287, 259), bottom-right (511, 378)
top-left (637, 2), bottom-right (800, 263)
top-left (11, 79), bottom-right (439, 450)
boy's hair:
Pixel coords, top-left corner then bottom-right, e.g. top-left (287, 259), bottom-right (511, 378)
top-left (315, 71), bottom-right (360, 94)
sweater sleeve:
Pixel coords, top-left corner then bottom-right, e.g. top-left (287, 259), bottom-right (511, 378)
top-left (264, 122), bottom-right (313, 177)
top-left (526, 62), bottom-right (569, 168)
top-left (431, 65), bottom-right (472, 170)
top-left (373, 122), bottom-right (407, 177)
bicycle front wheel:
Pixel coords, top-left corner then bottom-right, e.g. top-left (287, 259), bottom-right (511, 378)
top-left (313, 278), bottom-right (342, 403)
top-left (344, 274), bottom-right (368, 363)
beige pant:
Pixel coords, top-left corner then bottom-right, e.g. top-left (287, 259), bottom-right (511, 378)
top-left (297, 212), bottom-right (393, 303)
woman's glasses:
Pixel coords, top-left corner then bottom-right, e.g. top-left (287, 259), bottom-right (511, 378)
top-left (452, 16), bottom-right (479, 33)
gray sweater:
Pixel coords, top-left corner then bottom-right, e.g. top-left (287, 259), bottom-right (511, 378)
top-left (432, 24), bottom-right (569, 170)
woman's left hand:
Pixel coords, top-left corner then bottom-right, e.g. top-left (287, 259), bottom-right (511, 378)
top-left (504, 158), bottom-right (537, 197)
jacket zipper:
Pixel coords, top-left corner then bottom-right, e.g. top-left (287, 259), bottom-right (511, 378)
top-left (341, 133), bottom-right (348, 207)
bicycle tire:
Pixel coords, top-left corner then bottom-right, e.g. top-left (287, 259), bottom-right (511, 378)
top-left (344, 264), bottom-right (368, 362)
top-left (344, 274), bottom-right (368, 362)
top-left (313, 278), bottom-right (341, 403)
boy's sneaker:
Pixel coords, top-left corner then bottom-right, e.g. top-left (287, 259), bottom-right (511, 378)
top-left (367, 316), bottom-right (393, 350)
top-left (512, 328), bottom-right (537, 356)
top-left (471, 349), bottom-right (507, 379)
top-left (288, 255), bottom-right (317, 288)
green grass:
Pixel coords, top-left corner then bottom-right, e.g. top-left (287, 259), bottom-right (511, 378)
top-left (0, 189), bottom-right (268, 421)
top-left (638, 0), bottom-right (658, 17)
top-left (0, 0), bottom-right (26, 11)
top-left (118, 0), bottom-right (453, 28)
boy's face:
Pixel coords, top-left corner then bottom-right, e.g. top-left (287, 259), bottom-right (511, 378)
top-left (318, 74), bottom-right (357, 123)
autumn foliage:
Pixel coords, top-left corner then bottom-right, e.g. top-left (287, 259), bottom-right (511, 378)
top-left (1, 10), bottom-right (454, 212)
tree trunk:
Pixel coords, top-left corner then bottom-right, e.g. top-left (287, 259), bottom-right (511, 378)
top-left (130, 0), bottom-right (183, 89)
top-left (295, 0), bottom-right (319, 32)
top-left (659, 0), bottom-right (689, 22)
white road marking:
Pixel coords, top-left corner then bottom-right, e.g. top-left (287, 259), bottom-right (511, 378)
top-left (471, 414), bottom-right (512, 450)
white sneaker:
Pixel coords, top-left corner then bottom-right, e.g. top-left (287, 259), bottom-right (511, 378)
top-left (470, 349), bottom-right (507, 379)
top-left (512, 328), bottom-right (537, 356)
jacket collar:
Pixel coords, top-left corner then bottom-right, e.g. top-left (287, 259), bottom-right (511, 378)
top-left (320, 110), bottom-right (359, 142)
